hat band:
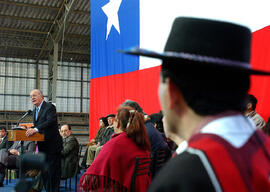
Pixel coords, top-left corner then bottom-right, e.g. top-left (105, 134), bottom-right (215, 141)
top-left (164, 51), bottom-right (250, 69)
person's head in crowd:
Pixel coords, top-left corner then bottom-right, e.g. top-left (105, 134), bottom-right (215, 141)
top-left (159, 63), bottom-right (250, 139)
top-left (106, 114), bottom-right (116, 126)
top-left (122, 99), bottom-right (143, 113)
top-left (114, 106), bottom-right (150, 151)
top-left (99, 117), bottom-right (109, 128)
top-left (30, 89), bottom-right (44, 107)
top-left (150, 112), bottom-right (164, 133)
top-left (60, 124), bottom-right (72, 139)
top-left (244, 94), bottom-right (258, 115)
top-left (0, 127), bottom-right (7, 138)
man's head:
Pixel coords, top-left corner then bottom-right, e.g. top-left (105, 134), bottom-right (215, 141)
top-left (122, 99), bottom-right (143, 113)
top-left (150, 112), bottom-right (164, 132)
top-left (123, 17), bottom-right (270, 139)
top-left (60, 124), bottom-right (72, 139)
top-left (246, 94), bottom-right (258, 112)
top-left (106, 114), bottom-right (115, 126)
top-left (158, 18), bottom-right (251, 137)
top-left (30, 89), bottom-right (44, 107)
top-left (0, 127), bottom-right (7, 138)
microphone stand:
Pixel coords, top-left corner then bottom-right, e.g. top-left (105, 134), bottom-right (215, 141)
top-left (16, 110), bottom-right (32, 127)
top-left (13, 110), bottom-right (32, 179)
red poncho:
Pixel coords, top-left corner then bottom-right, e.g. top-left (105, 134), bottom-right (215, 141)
top-left (79, 132), bottom-right (151, 192)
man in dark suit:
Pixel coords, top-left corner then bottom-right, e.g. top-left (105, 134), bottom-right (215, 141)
top-left (0, 126), bottom-right (13, 150)
top-left (26, 89), bottom-right (63, 192)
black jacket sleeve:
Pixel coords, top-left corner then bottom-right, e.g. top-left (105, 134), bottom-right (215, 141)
top-left (148, 151), bottom-right (216, 192)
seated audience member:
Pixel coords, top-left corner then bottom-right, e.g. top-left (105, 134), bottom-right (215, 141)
top-left (89, 117), bottom-right (108, 145)
top-left (81, 117), bottom-right (108, 168)
top-left (244, 94), bottom-right (266, 129)
top-left (93, 114), bottom-right (115, 159)
top-left (79, 106), bottom-right (151, 192)
top-left (0, 140), bottom-right (35, 186)
top-left (60, 124), bottom-right (80, 179)
top-left (86, 117), bottom-right (108, 166)
top-left (122, 100), bottom-right (168, 156)
top-left (99, 114), bottom-right (115, 146)
top-left (0, 126), bottom-right (13, 150)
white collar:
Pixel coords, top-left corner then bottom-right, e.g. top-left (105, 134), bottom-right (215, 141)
top-left (176, 140), bottom-right (188, 155)
top-left (200, 114), bottom-right (256, 148)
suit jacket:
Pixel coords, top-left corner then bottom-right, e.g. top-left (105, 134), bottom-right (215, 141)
top-left (33, 101), bottom-right (63, 155)
top-left (0, 141), bottom-right (36, 166)
top-left (61, 135), bottom-right (80, 178)
top-left (9, 140), bottom-right (35, 154)
top-left (0, 134), bottom-right (13, 150)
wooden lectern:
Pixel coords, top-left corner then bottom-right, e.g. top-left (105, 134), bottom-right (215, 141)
top-left (8, 130), bottom-right (44, 141)
top-left (7, 129), bottom-right (44, 179)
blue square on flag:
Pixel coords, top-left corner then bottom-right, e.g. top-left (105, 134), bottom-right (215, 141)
top-left (91, 0), bottom-right (140, 79)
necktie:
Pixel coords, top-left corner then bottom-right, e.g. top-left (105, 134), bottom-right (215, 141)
top-left (36, 107), bottom-right (39, 120)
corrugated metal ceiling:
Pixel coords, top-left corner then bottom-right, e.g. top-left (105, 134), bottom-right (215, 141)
top-left (0, 0), bottom-right (90, 63)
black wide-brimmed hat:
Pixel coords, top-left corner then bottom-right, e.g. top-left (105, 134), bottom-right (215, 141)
top-left (121, 17), bottom-right (270, 75)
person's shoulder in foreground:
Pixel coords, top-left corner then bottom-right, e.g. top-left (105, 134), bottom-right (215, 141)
top-left (148, 151), bottom-right (215, 192)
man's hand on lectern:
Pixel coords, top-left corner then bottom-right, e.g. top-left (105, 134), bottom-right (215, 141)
top-left (26, 128), bottom-right (37, 137)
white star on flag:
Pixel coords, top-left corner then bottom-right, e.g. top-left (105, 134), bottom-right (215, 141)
top-left (102, 0), bottom-right (122, 40)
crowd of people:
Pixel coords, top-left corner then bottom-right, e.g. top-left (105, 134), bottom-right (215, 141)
top-left (0, 16), bottom-right (270, 192)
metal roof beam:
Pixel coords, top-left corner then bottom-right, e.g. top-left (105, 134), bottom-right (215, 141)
top-left (0, 29), bottom-right (89, 40)
top-left (0, 14), bottom-right (90, 28)
top-left (0, 14), bottom-right (52, 24)
top-left (35, 0), bottom-right (66, 64)
top-left (0, 0), bottom-right (89, 15)
top-left (0, 0), bottom-right (58, 10)
top-left (0, 44), bottom-right (90, 55)
top-left (50, 0), bottom-right (77, 44)
top-left (0, 27), bottom-right (47, 35)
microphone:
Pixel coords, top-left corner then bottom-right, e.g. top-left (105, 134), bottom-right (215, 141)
top-left (16, 110), bottom-right (32, 127)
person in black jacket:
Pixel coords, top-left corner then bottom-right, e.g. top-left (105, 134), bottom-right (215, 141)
top-left (26, 89), bottom-right (63, 192)
top-left (60, 124), bottom-right (79, 179)
top-left (0, 126), bottom-right (13, 150)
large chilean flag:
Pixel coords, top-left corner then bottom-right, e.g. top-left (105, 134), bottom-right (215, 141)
top-left (89, 0), bottom-right (161, 139)
top-left (89, 0), bottom-right (270, 139)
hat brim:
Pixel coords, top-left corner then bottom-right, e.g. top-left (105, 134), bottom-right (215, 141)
top-left (119, 47), bottom-right (270, 76)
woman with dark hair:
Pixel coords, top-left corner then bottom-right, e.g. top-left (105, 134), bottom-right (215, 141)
top-left (79, 106), bottom-right (151, 192)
